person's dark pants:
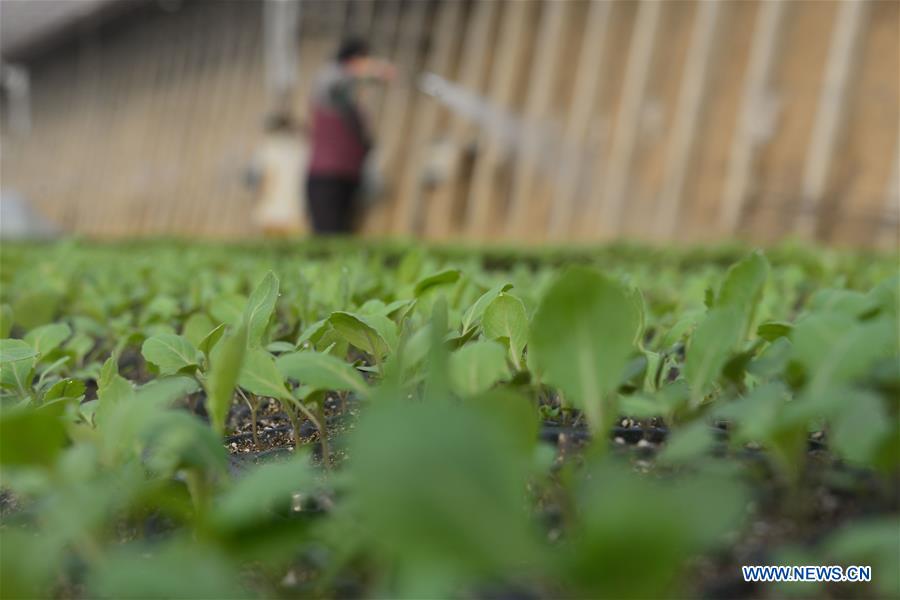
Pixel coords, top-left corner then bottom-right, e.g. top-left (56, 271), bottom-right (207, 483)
top-left (306, 175), bottom-right (360, 234)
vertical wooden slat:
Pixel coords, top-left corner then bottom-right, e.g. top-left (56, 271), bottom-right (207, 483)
top-left (349, 0), bottom-right (375, 36)
top-left (654, 0), bottom-right (723, 239)
top-left (548, 0), bottom-right (614, 240)
top-left (463, 0), bottom-right (531, 239)
top-left (719, 0), bottom-right (788, 235)
top-left (424, 0), bottom-right (500, 239)
top-left (363, 0), bottom-right (430, 235)
top-left (880, 137), bottom-right (900, 249)
top-left (391, 0), bottom-right (465, 235)
top-left (796, 0), bottom-right (869, 238)
top-left (593, 0), bottom-right (663, 239)
top-left (505, 0), bottom-right (570, 239)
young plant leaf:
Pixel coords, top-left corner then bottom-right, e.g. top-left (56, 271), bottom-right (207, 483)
top-left (449, 340), bottom-right (511, 397)
top-left (205, 323), bottom-right (247, 435)
top-left (482, 293), bottom-right (528, 369)
top-left (238, 348), bottom-right (291, 400)
top-left (414, 268), bottom-right (461, 297)
top-left (141, 333), bottom-right (201, 375)
top-left (461, 283), bottom-right (513, 333)
top-left (530, 267), bottom-right (641, 432)
top-left (276, 351), bottom-right (367, 396)
top-left (0, 339), bottom-right (38, 363)
top-left (684, 306), bottom-right (743, 406)
top-left (197, 323), bottom-right (226, 357)
top-left (182, 312), bottom-right (216, 348)
top-left (716, 251), bottom-right (769, 336)
top-left (243, 271), bottom-right (279, 347)
top-left (24, 323), bottom-right (71, 358)
top-left (328, 311), bottom-right (395, 358)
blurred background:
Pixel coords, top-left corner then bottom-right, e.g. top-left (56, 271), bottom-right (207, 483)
top-left (0, 0), bottom-right (897, 247)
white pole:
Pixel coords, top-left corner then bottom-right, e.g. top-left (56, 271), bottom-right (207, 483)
top-left (594, 0), bottom-right (663, 239)
top-left (796, 0), bottom-right (869, 238)
top-left (654, 0), bottom-right (723, 239)
top-left (719, 0), bottom-right (788, 235)
top-left (547, 0), bottom-right (614, 240)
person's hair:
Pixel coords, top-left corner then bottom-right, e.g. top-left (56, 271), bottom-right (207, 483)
top-left (336, 37), bottom-right (370, 63)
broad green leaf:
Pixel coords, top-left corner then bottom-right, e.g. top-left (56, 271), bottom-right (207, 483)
top-left (684, 306), bottom-right (743, 405)
top-left (449, 340), bottom-right (511, 397)
top-left (0, 354), bottom-right (34, 399)
top-left (296, 318), bottom-right (329, 348)
top-left (328, 311), bottom-right (395, 358)
top-left (95, 358), bottom-right (135, 427)
top-left (238, 348), bottom-right (290, 400)
top-left (136, 376), bottom-right (201, 407)
top-left (0, 339), bottom-right (37, 363)
top-left (265, 340), bottom-right (296, 354)
top-left (182, 312), bottom-right (215, 348)
top-left (530, 267), bottom-right (641, 432)
top-left (460, 283), bottom-right (513, 333)
top-left (141, 334), bottom-right (201, 375)
top-left (414, 268), bottom-right (461, 297)
top-left (243, 271), bottom-right (279, 347)
top-left (64, 332), bottom-right (94, 364)
top-left (24, 323), bottom-right (71, 358)
top-left (349, 400), bottom-right (541, 582)
top-left (716, 251), bottom-right (769, 337)
top-left (209, 293), bottom-right (246, 327)
top-left (482, 294), bottom-right (528, 368)
top-left (43, 378), bottom-right (86, 403)
top-left (197, 323), bottom-right (226, 357)
top-left (276, 351), bottom-right (367, 396)
top-left (205, 323), bottom-right (247, 435)
top-left (756, 320), bottom-right (793, 342)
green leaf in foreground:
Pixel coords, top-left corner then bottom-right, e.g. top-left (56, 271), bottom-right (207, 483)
top-left (449, 340), bottom-right (511, 397)
top-left (276, 351), bottom-right (367, 396)
top-left (205, 323), bottom-right (247, 435)
top-left (530, 267), bottom-right (641, 432)
top-left (482, 293), bottom-right (528, 369)
top-left (141, 333), bottom-right (201, 375)
top-left (213, 453), bottom-right (314, 529)
top-left (0, 406), bottom-right (67, 467)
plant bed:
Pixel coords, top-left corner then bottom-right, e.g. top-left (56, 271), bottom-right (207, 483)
top-left (0, 241), bottom-right (897, 599)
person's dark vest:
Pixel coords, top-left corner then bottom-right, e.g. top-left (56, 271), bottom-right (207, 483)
top-left (308, 63), bottom-right (369, 178)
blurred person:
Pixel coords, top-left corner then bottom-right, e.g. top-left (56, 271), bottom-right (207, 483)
top-left (250, 112), bottom-right (307, 236)
top-left (306, 37), bottom-right (395, 234)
